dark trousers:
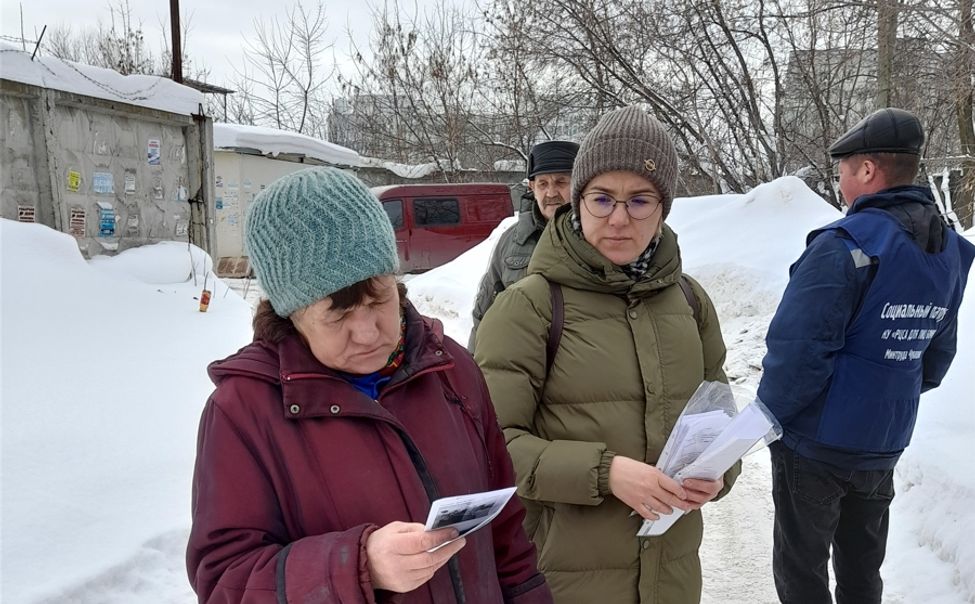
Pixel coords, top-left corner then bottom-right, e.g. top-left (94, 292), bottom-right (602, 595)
top-left (769, 441), bottom-right (895, 604)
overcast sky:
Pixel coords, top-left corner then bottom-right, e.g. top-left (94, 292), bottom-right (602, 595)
top-left (0, 0), bottom-right (439, 88)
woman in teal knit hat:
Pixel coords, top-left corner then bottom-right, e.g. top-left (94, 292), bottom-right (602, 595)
top-left (187, 167), bottom-right (552, 604)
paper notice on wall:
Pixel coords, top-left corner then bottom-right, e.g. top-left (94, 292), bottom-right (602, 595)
top-left (69, 206), bottom-right (86, 237)
top-left (98, 202), bottom-right (116, 237)
top-left (17, 205), bottom-right (36, 223)
top-left (171, 144), bottom-right (186, 165)
top-left (67, 169), bottom-right (81, 192)
top-left (151, 174), bottom-right (164, 200)
top-left (124, 170), bottom-right (137, 194)
top-left (176, 177), bottom-right (188, 201)
top-left (93, 172), bottom-right (114, 194)
top-left (147, 139), bottom-right (161, 166)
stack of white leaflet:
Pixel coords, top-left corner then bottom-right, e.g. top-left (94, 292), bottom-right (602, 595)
top-left (637, 382), bottom-right (781, 537)
top-left (656, 410), bottom-right (733, 477)
top-left (672, 404), bottom-right (775, 482)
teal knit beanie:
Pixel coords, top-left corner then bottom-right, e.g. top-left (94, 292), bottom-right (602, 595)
top-left (245, 167), bottom-right (399, 317)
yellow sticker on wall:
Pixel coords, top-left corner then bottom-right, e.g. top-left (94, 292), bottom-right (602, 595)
top-left (67, 170), bottom-right (81, 192)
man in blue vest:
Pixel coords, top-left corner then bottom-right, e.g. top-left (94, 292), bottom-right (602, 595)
top-left (758, 108), bottom-right (975, 603)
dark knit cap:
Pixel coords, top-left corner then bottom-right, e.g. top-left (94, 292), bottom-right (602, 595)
top-left (571, 106), bottom-right (679, 219)
top-left (829, 108), bottom-right (924, 158)
top-left (527, 140), bottom-right (580, 179)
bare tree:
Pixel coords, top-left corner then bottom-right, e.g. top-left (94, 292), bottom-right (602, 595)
top-left (42, 0), bottom-right (210, 85)
top-left (475, 0), bottom-right (589, 164)
top-left (499, 0), bottom-right (795, 192)
top-left (44, 0), bottom-right (155, 75)
top-left (232, 0), bottom-right (334, 138)
top-left (341, 0), bottom-right (484, 178)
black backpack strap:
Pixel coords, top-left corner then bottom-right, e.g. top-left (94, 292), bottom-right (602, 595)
top-left (678, 274), bottom-right (702, 326)
top-left (546, 280), bottom-right (564, 374)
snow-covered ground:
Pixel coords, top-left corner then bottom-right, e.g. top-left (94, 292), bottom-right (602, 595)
top-left (2, 176), bottom-right (972, 603)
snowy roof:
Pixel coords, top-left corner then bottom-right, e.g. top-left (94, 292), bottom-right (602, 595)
top-left (0, 43), bottom-right (204, 116)
top-left (213, 123), bottom-right (361, 168)
top-left (359, 156), bottom-right (476, 179)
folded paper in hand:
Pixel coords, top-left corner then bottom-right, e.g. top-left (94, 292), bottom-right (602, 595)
top-left (424, 486), bottom-right (516, 551)
top-left (638, 382), bottom-right (780, 537)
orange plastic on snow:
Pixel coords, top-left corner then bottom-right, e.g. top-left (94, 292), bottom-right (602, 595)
top-left (199, 289), bottom-right (212, 312)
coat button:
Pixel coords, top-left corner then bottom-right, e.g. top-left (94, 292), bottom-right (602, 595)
top-left (330, 404), bottom-right (341, 414)
top-left (629, 310), bottom-right (638, 319)
top-left (642, 540), bottom-right (650, 550)
top-left (289, 404), bottom-right (300, 415)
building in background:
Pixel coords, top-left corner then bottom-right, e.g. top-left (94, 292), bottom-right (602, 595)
top-left (0, 42), bottom-right (216, 255)
top-left (211, 123), bottom-right (361, 276)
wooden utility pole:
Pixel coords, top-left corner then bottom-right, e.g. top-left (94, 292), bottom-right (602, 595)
top-left (170, 0), bottom-right (183, 82)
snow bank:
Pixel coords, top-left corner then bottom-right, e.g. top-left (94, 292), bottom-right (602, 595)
top-left (669, 176), bottom-right (841, 294)
top-left (0, 219), bottom-right (253, 603)
top-left (213, 123), bottom-right (361, 167)
top-left (0, 42), bottom-right (203, 116)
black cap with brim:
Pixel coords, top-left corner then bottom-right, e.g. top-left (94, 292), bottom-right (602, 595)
top-left (828, 107), bottom-right (924, 159)
top-left (528, 140), bottom-right (580, 179)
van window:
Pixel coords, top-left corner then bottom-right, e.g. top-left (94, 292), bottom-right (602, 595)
top-left (383, 199), bottom-right (404, 229)
top-left (414, 198), bottom-right (460, 226)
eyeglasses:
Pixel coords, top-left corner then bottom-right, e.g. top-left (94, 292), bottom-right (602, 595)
top-left (581, 192), bottom-right (662, 220)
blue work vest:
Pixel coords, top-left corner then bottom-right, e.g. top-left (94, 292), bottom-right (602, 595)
top-left (803, 209), bottom-right (974, 454)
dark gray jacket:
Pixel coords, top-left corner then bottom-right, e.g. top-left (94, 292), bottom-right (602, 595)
top-left (469, 197), bottom-right (546, 350)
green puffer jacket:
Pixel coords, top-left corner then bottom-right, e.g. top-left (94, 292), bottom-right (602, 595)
top-left (474, 209), bottom-right (739, 604)
top-left (469, 199), bottom-right (546, 349)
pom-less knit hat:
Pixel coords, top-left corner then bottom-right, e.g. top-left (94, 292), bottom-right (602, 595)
top-left (245, 167), bottom-right (399, 318)
top-left (571, 106), bottom-right (679, 220)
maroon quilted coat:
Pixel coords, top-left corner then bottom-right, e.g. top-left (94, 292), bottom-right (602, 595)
top-left (187, 304), bottom-right (551, 604)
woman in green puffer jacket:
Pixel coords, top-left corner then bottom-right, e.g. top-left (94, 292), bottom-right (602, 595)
top-left (474, 106), bottom-right (740, 604)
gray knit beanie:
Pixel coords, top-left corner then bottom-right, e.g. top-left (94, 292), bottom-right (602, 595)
top-left (571, 106), bottom-right (679, 219)
top-left (245, 167), bottom-right (399, 317)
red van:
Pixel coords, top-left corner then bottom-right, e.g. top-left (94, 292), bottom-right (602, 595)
top-left (372, 183), bottom-right (515, 272)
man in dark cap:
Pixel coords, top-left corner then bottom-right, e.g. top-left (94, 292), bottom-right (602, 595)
top-left (468, 140), bottom-right (579, 349)
top-left (757, 107), bottom-right (975, 603)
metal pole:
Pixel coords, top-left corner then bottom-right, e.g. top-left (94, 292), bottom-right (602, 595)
top-left (170, 0), bottom-right (183, 83)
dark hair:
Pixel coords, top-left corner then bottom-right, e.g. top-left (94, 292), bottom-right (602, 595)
top-left (855, 152), bottom-right (920, 186)
top-left (252, 278), bottom-right (408, 343)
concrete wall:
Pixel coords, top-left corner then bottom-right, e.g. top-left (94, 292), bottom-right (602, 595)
top-left (0, 80), bottom-right (213, 257)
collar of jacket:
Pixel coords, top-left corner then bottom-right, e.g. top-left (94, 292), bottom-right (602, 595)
top-left (526, 205), bottom-right (684, 297)
top-left (511, 193), bottom-right (548, 246)
top-left (207, 302), bottom-right (454, 417)
top-left (846, 185), bottom-right (949, 253)
top-left (849, 185), bottom-right (934, 215)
